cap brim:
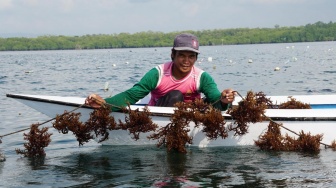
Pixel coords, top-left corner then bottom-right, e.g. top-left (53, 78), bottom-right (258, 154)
top-left (174, 47), bottom-right (200, 54)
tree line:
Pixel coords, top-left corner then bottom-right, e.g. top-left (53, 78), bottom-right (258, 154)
top-left (0, 21), bottom-right (335, 51)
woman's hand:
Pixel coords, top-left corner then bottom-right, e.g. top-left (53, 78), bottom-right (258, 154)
top-left (85, 94), bottom-right (106, 108)
top-left (220, 89), bottom-right (236, 104)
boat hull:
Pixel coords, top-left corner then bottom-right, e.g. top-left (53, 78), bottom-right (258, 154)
top-left (6, 94), bottom-right (336, 147)
top-left (102, 118), bottom-right (336, 147)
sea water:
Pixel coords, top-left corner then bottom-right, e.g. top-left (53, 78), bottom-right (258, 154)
top-left (1, 42), bottom-right (336, 187)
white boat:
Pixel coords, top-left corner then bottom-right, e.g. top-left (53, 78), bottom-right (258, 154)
top-left (5, 93), bottom-right (336, 148)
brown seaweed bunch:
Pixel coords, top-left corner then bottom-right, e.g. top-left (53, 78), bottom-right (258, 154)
top-left (295, 131), bottom-right (322, 152)
top-left (228, 91), bottom-right (267, 135)
top-left (254, 121), bottom-right (284, 151)
top-left (53, 111), bottom-right (94, 145)
top-left (16, 123), bottom-right (52, 157)
top-left (255, 121), bottom-right (323, 153)
top-left (192, 99), bottom-right (228, 140)
top-left (279, 97), bottom-right (311, 109)
top-left (255, 91), bottom-right (275, 109)
top-left (53, 106), bottom-right (117, 144)
top-left (85, 106), bottom-right (117, 143)
top-left (149, 101), bottom-right (193, 153)
top-left (119, 105), bottom-right (158, 140)
top-left (330, 140), bottom-right (336, 151)
top-left (149, 99), bottom-right (227, 153)
top-left (53, 105), bottom-right (156, 145)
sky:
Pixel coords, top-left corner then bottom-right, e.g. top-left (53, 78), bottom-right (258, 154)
top-left (1, 0), bottom-right (336, 37)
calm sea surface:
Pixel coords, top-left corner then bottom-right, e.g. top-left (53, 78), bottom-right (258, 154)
top-left (1, 42), bottom-right (336, 187)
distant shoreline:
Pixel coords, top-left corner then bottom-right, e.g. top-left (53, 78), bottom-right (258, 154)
top-left (0, 21), bottom-right (335, 51)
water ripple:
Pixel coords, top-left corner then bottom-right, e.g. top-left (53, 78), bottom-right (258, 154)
top-left (1, 42), bottom-right (336, 187)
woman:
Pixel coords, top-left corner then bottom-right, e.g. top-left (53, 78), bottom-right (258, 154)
top-left (85, 33), bottom-right (235, 111)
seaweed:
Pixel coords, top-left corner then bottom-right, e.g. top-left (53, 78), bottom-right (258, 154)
top-left (255, 121), bottom-right (322, 153)
top-left (85, 106), bottom-right (117, 143)
top-left (256, 91), bottom-right (275, 109)
top-left (230, 91), bottom-right (328, 152)
top-left (13, 90), bottom-right (336, 156)
top-left (331, 140), bottom-right (336, 151)
top-left (15, 123), bottom-right (52, 157)
top-left (53, 105), bottom-right (157, 145)
top-left (53, 111), bottom-right (93, 145)
top-left (278, 97), bottom-right (311, 109)
top-left (227, 91), bottom-right (267, 135)
top-left (119, 105), bottom-right (158, 140)
top-left (148, 99), bottom-right (228, 153)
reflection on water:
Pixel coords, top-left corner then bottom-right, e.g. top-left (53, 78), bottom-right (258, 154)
top-left (10, 145), bottom-right (331, 187)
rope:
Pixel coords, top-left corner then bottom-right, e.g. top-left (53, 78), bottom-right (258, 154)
top-left (0, 94), bottom-right (128, 142)
top-left (1, 92), bottom-right (331, 149)
top-left (0, 104), bottom-right (85, 139)
top-left (234, 91), bottom-right (332, 148)
top-left (0, 93), bottom-right (222, 141)
top-left (0, 95), bottom-right (125, 141)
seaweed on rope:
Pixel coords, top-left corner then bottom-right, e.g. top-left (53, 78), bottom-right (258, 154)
top-left (227, 91), bottom-right (268, 135)
top-left (52, 105), bottom-right (158, 145)
top-left (254, 121), bottom-right (323, 153)
top-left (12, 90), bottom-right (336, 157)
top-left (278, 96), bottom-right (311, 109)
top-left (119, 105), bottom-right (158, 140)
top-left (15, 123), bottom-right (52, 157)
top-left (236, 91), bottom-right (335, 152)
top-left (148, 99), bottom-right (228, 153)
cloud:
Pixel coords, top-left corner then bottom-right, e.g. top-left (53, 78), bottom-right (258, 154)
top-left (59, 0), bottom-right (76, 12)
top-left (0, 0), bottom-right (13, 10)
top-left (238, 0), bottom-right (308, 4)
top-left (1, 0), bottom-right (335, 37)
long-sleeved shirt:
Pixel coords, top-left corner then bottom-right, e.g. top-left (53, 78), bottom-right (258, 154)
top-left (105, 65), bottom-right (229, 111)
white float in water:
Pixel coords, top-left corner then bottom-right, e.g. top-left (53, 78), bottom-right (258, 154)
top-left (112, 64), bottom-right (116, 67)
top-left (208, 57), bottom-right (213, 62)
top-left (274, 67), bottom-right (280, 71)
top-left (248, 59), bottom-right (253, 63)
top-left (24, 70), bottom-right (33, 73)
top-left (104, 82), bottom-right (109, 91)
